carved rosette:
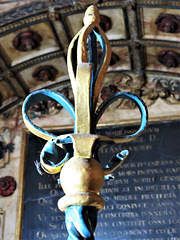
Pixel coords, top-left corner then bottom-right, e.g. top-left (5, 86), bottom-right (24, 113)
top-left (0, 176), bottom-right (16, 197)
top-left (13, 31), bottom-right (42, 51)
top-left (100, 84), bottom-right (119, 100)
top-left (98, 51), bottom-right (120, 66)
top-left (32, 65), bottom-right (58, 82)
top-left (155, 13), bottom-right (180, 33)
top-left (158, 50), bottom-right (180, 68)
top-left (100, 14), bottom-right (112, 32)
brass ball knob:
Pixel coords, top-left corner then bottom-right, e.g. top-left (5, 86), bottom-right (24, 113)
top-left (60, 157), bottom-right (104, 195)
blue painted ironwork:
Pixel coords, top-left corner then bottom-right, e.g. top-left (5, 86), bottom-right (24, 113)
top-left (22, 5), bottom-right (148, 240)
top-left (65, 206), bottom-right (98, 240)
top-left (94, 91), bottom-right (148, 140)
top-left (22, 89), bottom-right (75, 140)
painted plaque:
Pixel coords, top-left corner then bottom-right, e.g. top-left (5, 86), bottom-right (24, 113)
top-left (22, 121), bottom-right (180, 240)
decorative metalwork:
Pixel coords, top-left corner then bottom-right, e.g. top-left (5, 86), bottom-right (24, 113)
top-left (22, 5), bottom-right (148, 239)
top-left (28, 86), bottom-right (73, 119)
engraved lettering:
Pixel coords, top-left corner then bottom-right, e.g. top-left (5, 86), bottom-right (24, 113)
top-left (121, 186), bottom-right (130, 192)
top-left (112, 220), bottom-right (145, 227)
top-left (38, 198), bottom-right (54, 206)
top-left (135, 186), bottom-right (144, 191)
top-left (97, 221), bottom-right (110, 227)
top-left (137, 169), bottom-right (163, 175)
top-left (141, 193), bottom-right (177, 200)
top-left (23, 122), bottom-right (179, 239)
top-left (101, 187), bottom-right (119, 194)
top-left (149, 134), bottom-right (156, 142)
top-left (112, 202), bottom-right (146, 209)
top-left (38, 182), bottom-right (51, 190)
top-left (106, 178), bottom-right (129, 185)
top-left (160, 176), bottom-right (180, 182)
top-left (133, 177), bottom-right (155, 183)
top-left (114, 194), bottom-right (138, 201)
top-left (37, 214), bottom-right (47, 222)
top-left (142, 210), bottom-right (176, 217)
top-left (166, 167), bottom-right (180, 173)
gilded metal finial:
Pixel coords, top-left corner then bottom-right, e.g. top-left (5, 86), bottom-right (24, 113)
top-left (22, 5), bottom-right (148, 239)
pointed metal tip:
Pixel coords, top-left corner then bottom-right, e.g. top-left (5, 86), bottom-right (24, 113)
top-left (83, 5), bottom-right (100, 26)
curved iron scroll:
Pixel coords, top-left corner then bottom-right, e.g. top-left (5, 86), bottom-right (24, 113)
top-left (22, 5), bottom-right (148, 240)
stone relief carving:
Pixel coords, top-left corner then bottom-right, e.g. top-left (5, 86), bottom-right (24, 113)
top-left (152, 77), bottom-right (180, 104)
top-left (0, 1), bottom-right (75, 27)
top-left (157, 50), bottom-right (180, 68)
top-left (98, 51), bottom-right (120, 66)
top-left (0, 2), bottom-right (48, 26)
top-left (155, 13), bottom-right (180, 33)
top-left (13, 31), bottom-right (42, 51)
top-left (99, 14), bottom-right (112, 32)
top-left (0, 176), bottom-right (16, 197)
top-left (0, 92), bottom-right (3, 107)
top-left (28, 86), bottom-right (74, 119)
top-left (0, 208), bottom-right (5, 240)
top-left (0, 128), bottom-right (14, 168)
top-left (32, 65), bottom-right (58, 82)
top-left (100, 73), bottom-right (180, 108)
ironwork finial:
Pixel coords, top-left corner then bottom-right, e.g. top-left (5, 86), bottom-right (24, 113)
top-left (22, 5), bottom-right (148, 239)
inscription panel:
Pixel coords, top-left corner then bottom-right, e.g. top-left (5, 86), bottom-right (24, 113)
top-left (22, 121), bottom-right (180, 240)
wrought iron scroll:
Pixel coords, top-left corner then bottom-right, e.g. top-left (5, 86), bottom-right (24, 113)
top-left (22, 5), bottom-right (148, 240)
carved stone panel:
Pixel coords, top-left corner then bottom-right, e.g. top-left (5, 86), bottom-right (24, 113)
top-left (98, 46), bottom-right (131, 72)
top-left (145, 46), bottom-right (180, 73)
top-left (0, 80), bottom-right (18, 110)
top-left (140, 7), bottom-right (180, 41)
top-left (157, 50), bottom-right (180, 68)
top-left (155, 13), bottom-right (180, 34)
top-left (0, 22), bottom-right (59, 66)
top-left (18, 57), bottom-right (68, 92)
top-left (13, 31), bottom-right (42, 52)
top-left (0, 128), bottom-right (14, 168)
top-left (65, 7), bottom-right (127, 40)
top-left (20, 121), bottom-right (180, 240)
top-left (32, 65), bottom-right (59, 82)
top-left (0, 208), bottom-right (5, 240)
